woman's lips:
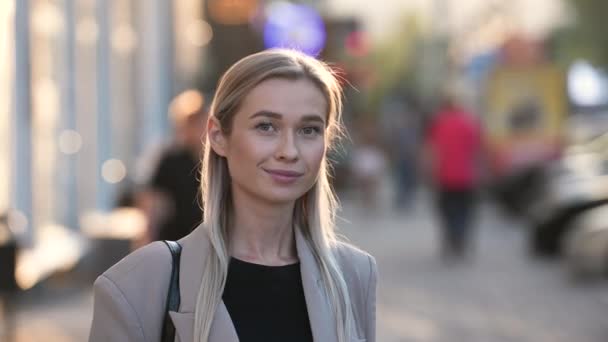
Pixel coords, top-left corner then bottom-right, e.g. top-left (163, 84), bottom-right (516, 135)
top-left (264, 169), bottom-right (303, 184)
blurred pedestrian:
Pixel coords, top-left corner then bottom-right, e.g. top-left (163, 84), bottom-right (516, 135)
top-left (350, 117), bottom-right (388, 212)
top-left (379, 98), bottom-right (421, 211)
top-left (424, 92), bottom-right (481, 260)
top-left (138, 90), bottom-right (207, 244)
top-left (89, 49), bottom-right (377, 342)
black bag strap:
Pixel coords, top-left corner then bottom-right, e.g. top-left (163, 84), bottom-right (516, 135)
top-left (161, 240), bottom-right (182, 342)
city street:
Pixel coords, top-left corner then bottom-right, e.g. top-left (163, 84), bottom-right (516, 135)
top-left (3, 193), bottom-right (608, 341)
top-left (342, 192), bottom-right (608, 342)
top-left (4, 1), bottom-right (608, 342)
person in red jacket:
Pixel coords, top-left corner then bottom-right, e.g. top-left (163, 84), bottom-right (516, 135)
top-left (425, 94), bottom-right (482, 260)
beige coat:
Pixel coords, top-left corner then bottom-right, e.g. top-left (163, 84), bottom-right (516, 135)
top-left (89, 225), bottom-right (377, 342)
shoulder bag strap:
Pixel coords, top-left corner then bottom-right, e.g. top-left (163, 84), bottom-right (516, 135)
top-left (161, 240), bottom-right (182, 342)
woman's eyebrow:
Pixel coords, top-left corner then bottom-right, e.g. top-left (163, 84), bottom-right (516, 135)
top-left (249, 111), bottom-right (325, 124)
top-left (249, 110), bottom-right (282, 120)
top-left (301, 114), bottom-right (325, 124)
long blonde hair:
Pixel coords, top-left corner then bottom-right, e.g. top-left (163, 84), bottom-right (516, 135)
top-left (195, 49), bottom-right (354, 342)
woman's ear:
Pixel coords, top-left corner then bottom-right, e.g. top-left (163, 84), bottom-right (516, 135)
top-left (207, 116), bottom-right (227, 157)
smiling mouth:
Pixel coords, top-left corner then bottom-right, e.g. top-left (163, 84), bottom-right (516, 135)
top-left (264, 169), bottom-right (304, 177)
top-left (263, 169), bottom-right (304, 184)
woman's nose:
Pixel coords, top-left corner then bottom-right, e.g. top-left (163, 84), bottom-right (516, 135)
top-left (275, 132), bottom-right (299, 161)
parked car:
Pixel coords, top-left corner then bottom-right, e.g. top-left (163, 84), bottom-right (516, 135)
top-left (530, 132), bottom-right (608, 256)
top-left (564, 204), bottom-right (608, 278)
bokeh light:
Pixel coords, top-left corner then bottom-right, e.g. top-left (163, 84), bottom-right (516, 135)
top-left (102, 159), bottom-right (127, 184)
top-left (263, 2), bottom-right (326, 56)
top-left (8, 209), bottom-right (28, 235)
top-left (58, 130), bottom-right (83, 155)
top-left (208, 0), bottom-right (259, 25)
top-left (80, 208), bottom-right (146, 240)
top-left (32, 2), bottom-right (64, 37)
top-left (111, 25), bottom-right (138, 56)
top-left (344, 30), bottom-right (369, 57)
top-left (185, 20), bottom-right (213, 47)
top-left (15, 224), bottom-right (85, 290)
top-left (33, 78), bottom-right (60, 124)
top-left (568, 60), bottom-right (608, 108)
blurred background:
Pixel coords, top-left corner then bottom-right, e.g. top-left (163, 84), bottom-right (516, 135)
top-left (2, 0), bottom-right (608, 341)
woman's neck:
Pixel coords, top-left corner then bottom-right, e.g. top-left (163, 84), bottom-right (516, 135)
top-left (227, 195), bottom-right (298, 266)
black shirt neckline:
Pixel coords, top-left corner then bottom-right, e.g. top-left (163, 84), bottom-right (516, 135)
top-left (229, 256), bottom-right (300, 269)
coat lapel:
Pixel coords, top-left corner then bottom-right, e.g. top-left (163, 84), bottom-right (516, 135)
top-left (296, 228), bottom-right (339, 342)
top-left (172, 224), bottom-right (239, 342)
top-left (169, 302), bottom-right (238, 342)
top-left (168, 311), bottom-right (193, 342)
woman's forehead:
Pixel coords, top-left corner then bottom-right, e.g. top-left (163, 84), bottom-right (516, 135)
top-left (237, 78), bottom-right (328, 121)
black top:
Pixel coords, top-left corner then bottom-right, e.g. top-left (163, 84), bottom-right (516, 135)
top-left (149, 146), bottom-right (202, 241)
top-left (222, 257), bottom-right (313, 342)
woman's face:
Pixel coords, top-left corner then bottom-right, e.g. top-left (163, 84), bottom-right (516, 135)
top-left (210, 78), bottom-right (328, 205)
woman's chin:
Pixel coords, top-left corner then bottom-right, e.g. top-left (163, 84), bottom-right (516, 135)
top-left (262, 188), bottom-right (308, 205)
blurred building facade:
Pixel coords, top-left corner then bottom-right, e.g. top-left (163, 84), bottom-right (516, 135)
top-left (1, 0), bottom-right (210, 244)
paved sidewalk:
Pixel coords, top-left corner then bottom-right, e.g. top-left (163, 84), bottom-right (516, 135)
top-left (341, 195), bottom-right (608, 342)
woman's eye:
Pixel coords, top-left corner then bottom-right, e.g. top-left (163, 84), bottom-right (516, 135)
top-left (256, 122), bottom-right (275, 132)
top-left (300, 126), bottom-right (322, 136)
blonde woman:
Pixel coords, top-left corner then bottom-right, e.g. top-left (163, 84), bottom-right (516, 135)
top-left (89, 49), bottom-right (377, 342)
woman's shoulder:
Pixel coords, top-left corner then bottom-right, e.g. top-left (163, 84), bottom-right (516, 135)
top-left (333, 240), bottom-right (375, 266)
top-left (90, 242), bottom-right (175, 341)
top-left (95, 241), bottom-right (173, 298)
top-left (331, 240), bottom-right (377, 287)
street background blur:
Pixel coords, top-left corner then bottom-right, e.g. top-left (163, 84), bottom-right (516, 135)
top-left (2, 0), bottom-right (608, 341)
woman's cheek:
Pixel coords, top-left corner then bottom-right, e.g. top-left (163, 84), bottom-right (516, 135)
top-left (306, 142), bottom-right (326, 173)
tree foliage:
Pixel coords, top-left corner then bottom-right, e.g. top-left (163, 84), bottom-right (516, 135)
top-left (555, 0), bottom-right (608, 68)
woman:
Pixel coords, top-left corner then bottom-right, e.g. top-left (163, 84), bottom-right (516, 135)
top-left (89, 49), bottom-right (377, 342)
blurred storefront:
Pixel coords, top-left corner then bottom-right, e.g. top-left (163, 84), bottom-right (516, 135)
top-left (1, 0), bottom-right (211, 290)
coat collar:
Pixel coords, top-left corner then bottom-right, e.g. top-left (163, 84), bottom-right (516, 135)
top-left (170, 224), bottom-right (338, 342)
